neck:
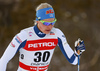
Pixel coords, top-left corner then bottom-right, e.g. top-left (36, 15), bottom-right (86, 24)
top-left (34, 24), bottom-right (46, 38)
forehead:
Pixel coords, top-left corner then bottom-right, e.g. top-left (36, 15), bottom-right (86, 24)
top-left (42, 18), bottom-right (55, 21)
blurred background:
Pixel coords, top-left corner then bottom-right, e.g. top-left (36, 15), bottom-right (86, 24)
top-left (0, 0), bottom-right (100, 71)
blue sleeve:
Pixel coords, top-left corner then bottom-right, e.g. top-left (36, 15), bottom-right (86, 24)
top-left (55, 28), bottom-right (78, 65)
top-left (58, 37), bottom-right (77, 64)
top-left (16, 40), bottom-right (27, 52)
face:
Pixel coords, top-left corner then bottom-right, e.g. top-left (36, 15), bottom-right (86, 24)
top-left (37, 18), bottom-right (55, 34)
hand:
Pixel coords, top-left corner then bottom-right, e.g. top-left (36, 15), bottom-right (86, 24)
top-left (74, 38), bottom-right (85, 56)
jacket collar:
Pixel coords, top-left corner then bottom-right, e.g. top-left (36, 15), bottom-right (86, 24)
top-left (34, 25), bottom-right (46, 37)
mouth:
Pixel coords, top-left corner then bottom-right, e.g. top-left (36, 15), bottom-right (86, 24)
top-left (46, 29), bottom-right (51, 32)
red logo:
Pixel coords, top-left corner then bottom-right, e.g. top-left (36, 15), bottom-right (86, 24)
top-left (24, 39), bottom-right (58, 51)
top-left (50, 32), bottom-right (55, 35)
top-left (29, 32), bottom-right (33, 36)
top-left (46, 9), bottom-right (54, 14)
top-left (19, 62), bottom-right (49, 71)
top-left (28, 42), bottom-right (56, 48)
top-left (11, 42), bottom-right (15, 47)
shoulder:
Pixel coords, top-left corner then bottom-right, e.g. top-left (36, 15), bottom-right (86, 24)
top-left (52, 27), bottom-right (67, 41)
top-left (22, 26), bottom-right (34, 33)
top-left (16, 27), bottom-right (34, 41)
top-left (20, 26), bottom-right (34, 35)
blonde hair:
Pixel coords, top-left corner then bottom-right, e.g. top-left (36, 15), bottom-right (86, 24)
top-left (34, 3), bottom-right (53, 25)
top-left (36, 3), bottom-right (52, 11)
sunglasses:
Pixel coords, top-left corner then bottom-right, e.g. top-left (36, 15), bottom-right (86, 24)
top-left (40, 19), bottom-right (57, 26)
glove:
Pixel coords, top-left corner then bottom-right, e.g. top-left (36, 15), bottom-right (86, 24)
top-left (74, 38), bottom-right (85, 56)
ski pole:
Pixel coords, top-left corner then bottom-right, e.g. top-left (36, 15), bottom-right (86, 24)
top-left (77, 43), bottom-right (80, 71)
top-left (78, 54), bottom-right (80, 71)
top-left (77, 50), bottom-right (80, 71)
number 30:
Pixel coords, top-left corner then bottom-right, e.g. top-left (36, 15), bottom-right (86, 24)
top-left (34, 51), bottom-right (50, 62)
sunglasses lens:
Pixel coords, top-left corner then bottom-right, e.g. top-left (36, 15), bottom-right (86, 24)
top-left (43, 22), bottom-right (55, 26)
top-left (40, 19), bottom-right (56, 26)
top-left (43, 22), bottom-right (50, 26)
top-left (51, 22), bottom-right (55, 25)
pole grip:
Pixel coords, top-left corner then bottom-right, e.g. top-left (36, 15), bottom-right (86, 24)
top-left (77, 43), bottom-right (80, 55)
top-left (77, 50), bottom-right (80, 55)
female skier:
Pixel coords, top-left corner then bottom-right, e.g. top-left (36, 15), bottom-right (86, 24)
top-left (0, 3), bottom-right (85, 71)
